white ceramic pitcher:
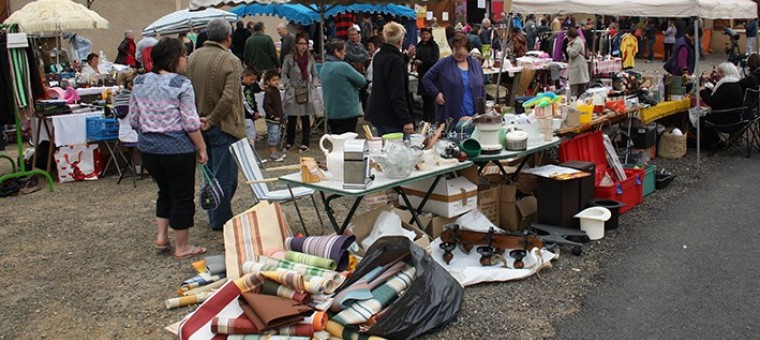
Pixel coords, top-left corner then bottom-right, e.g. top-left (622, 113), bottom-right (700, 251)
top-left (319, 132), bottom-right (358, 181)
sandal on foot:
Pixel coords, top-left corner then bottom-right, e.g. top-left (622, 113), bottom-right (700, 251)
top-left (174, 246), bottom-right (207, 260)
top-left (155, 240), bottom-right (171, 251)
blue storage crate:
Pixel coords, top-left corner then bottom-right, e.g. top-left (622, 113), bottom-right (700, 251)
top-left (86, 117), bottom-right (119, 141)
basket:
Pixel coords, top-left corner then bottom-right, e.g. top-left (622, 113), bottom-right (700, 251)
top-left (658, 129), bottom-right (688, 159)
top-left (86, 117), bottom-right (119, 141)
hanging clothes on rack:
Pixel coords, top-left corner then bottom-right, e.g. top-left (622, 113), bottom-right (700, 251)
top-left (552, 31), bottom-right (567, 61)
top-left (620, 33), bottom-right (638, 69)
top-left (0, 32), bottom-right (16, 125)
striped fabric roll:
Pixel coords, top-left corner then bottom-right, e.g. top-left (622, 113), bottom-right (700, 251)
top-left (260, 271), bottom-right (305, 293)
top-left (325, 320), bottom-right (387, 340)
top-left (303, 275), bottom-right (341, 295)
top-left (260, 256), bottom-right (342, 281)
top-left (211, 316), bottom-right (258, 335)
top-left (285, 251), bottom-right (337, 270)
top-left (227, 335), bottom-right (311, 340)
top-left (261, 280), bottom-right (311, 304)
top-left (244, 261), bottom-right (343, 295)
top-left (237, 272), bottom-right (266, 294)
top-left (285, 235), bottom-right (356, 271)
top-left (332, 266), bottom-right (416, 325)
top-left (165, 292), bottom-right (212, 310)
top-left (179, 273), bottom-right (224, 293)
top-left (300, 311), bottom-right (328, 331)
top-left (181, 278), bottom-right (227, 297)
top-left (276, 324), bottom-right (314, 337)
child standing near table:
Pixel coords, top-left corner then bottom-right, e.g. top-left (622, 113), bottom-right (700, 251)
top-left (262, 70), bottom-right (286, 163)
top-left (242, 66), bottom-right (262, 146)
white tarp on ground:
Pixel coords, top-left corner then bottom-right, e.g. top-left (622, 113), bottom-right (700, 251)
top-left (510, 0), bottom-right (757, 19)
top-left (430, 238), bottom-right (559, 286)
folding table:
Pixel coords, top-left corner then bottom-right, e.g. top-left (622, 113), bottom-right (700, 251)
top-left (279, 161), bottom-right (473, 235)
top-left (470, 137), bottom-right (561, 178)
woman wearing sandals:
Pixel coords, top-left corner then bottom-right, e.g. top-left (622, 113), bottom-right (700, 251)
top-left (129, 38), bottom-right (208, 259)
top-left (282, 34), bottom-right (321, 153)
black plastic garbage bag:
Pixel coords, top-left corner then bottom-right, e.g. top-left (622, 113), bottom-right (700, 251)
top-left (338, 236), bottom-right (463, 340)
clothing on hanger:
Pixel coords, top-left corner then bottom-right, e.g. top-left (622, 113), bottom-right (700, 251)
top-left (620, 33), bottom-right (639, 69)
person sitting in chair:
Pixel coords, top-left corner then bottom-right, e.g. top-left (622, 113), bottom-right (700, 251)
top-left (699, 62), bottom-right (744, 147)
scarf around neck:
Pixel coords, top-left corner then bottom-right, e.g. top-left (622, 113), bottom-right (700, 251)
top-left (712, 75), bottom-right (740, 95)
top-left (295, 53), bottom-right (309, 82)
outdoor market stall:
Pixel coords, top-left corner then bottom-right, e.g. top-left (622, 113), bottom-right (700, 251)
top-left (142, 8), bottom-right (238, 37)
top-left (509, 0), bottom-right (759, 167)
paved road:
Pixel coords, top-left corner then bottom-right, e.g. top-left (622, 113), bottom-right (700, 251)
top-left (555, 155), bottom-right (760, 340)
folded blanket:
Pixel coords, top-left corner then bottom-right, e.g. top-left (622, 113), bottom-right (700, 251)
top-left (285, 235), bottom-right (355, 271)
top-left (239, 293), bottom-right (313, 332)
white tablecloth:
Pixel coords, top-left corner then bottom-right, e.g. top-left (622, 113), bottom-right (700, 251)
top-left (32, 112), bottom-right (103, 146)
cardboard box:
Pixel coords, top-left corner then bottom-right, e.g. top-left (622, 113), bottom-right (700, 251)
top-left (397, 210), bottom-right (457, 239)
top-left (363, 189), bottom-right (399, 209)
top-left (499, 184), bottom-right (537, 232)
top-left (477, 185), bottom-right (500, 226)
top-left (400, 176), bottom-right (478, 218)
top-left (348, 205), bottom-right (431, 256)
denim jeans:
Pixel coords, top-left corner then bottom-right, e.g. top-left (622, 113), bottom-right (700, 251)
top-left (202, 126), bottom-right (239, 230)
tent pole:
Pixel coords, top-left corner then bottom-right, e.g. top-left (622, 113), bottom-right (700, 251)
top-left (694, 17), bottom-right (700, 172)
top-left (494, 14), bottom-right (512, 103)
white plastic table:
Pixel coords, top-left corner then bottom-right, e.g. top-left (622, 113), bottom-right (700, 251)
top-left (280, 161), bottom-right (473, 234)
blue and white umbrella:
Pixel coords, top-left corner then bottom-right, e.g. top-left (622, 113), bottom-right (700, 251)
top-left (142, 8), bottom-right (238, 36)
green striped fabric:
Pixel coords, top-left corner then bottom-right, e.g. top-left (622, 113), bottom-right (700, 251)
top-left (284, 251), bottom-right (337, 270)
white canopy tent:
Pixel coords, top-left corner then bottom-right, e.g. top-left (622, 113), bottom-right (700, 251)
top-left (510, 0), bottom-right (757, 19)
top-left (509, 0), bottom-right (758, 169)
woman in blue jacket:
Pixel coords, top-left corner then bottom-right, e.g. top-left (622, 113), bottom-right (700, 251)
top-left (422, 33), bottom-right (485, 124)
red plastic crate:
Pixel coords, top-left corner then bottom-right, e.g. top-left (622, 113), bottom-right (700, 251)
top-left (559, 131), bottom-right (644, 214)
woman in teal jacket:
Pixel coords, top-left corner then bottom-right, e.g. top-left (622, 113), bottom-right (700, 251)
top-left (320, 39), bottom-right (368, 134)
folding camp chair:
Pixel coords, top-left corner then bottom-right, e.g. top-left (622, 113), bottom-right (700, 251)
top-left (702, 106), bottom-right (754, 157)
top-left (229, 139), bottom-right (324, 236)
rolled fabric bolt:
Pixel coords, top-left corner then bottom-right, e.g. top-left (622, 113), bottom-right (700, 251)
top-left (165, 292), bottom-right (212, 310)
top-left (263, 248), bottom-right (287, 259)
top-left (181, 278), bottom-right (227, 296)
top-left (179, 273), bottom-right (223, 293)
top-left (325, 320), bottom-right (387, 340)
top-left (303, 276), bottom-right (339, 295)
top-left (313, 330), bottom-right (331, 340)
top-left (299, 310), bottom-right (328, 331)
top-left (260, 256), bottom-right (343, 281)
top-left (243, 262), bottom-right (342, 294)
top-left (227, 335), bottom-right (311, 340)
top-left (285, 251), bottom-right (337, 270)
top-left (276, 324), bottom-right (314, 337)
top-left (260, 271), bottom-right (305, 293)
top-left (261, 280), bottom-right (311, 304)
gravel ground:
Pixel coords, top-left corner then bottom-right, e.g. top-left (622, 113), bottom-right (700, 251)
top-left (0, 55), bottom-right (729, 340)
top-left (0, 133), bottom-right (729, 339)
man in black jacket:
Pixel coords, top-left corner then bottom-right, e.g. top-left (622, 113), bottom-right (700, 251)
top-left (231, 21), bottom-right (251, 61)
top-left (366, 22), bottom-right (415, 135)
